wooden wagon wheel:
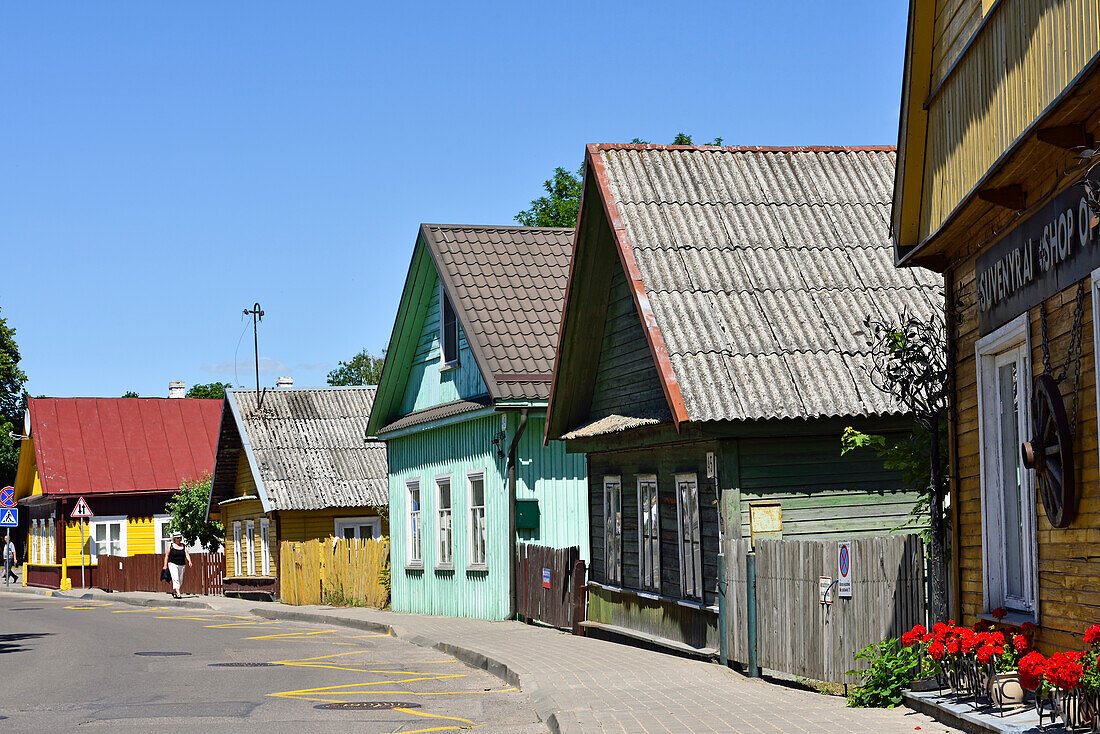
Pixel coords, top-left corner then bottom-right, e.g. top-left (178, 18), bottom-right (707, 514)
top-left (1021, 373), bottom-right (1076, 528)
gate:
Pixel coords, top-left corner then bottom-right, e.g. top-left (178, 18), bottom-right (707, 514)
top-left (516, 543), bottom-right (585, 631)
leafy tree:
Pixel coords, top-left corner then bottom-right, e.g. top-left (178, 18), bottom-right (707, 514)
top-left (165, 474), bottom-right (223, 552)
top-left (516, 134), bottom-right (724, 228)
top-left (0, 307), bottom-right (28, 485)
top-left (185, 382), bottom-right (232, 400)
top-left (327, 349), bottom-right (385, 387)
top-left (122, 391), bottom-right (139, 398)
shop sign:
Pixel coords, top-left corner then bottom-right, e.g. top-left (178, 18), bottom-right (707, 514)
top-left (976, 182), bottom-right (1100, 335)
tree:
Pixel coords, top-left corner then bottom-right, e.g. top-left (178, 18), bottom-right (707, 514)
top-left (0, 307), bottom-right (28, 485)
top-left (122, 391), bottom-right (139, 398)
top-left (164, 474), bottom-right (223, 552)
top-left (515, 134), bottom-right (724, 228)
top-left (185, 382), bottom-right (232, 400)
top-left (849, 311), bottom-right (951, 623)
top-left (327, 350), bottom-right (385, 387)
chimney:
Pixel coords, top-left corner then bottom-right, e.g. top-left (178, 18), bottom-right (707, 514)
top-left (276, 376), bottom-right (293, 390)
top-left (168, 381), bottom-right (186, 399)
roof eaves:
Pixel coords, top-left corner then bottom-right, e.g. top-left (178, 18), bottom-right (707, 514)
top-left (585, 143), bottom-right (690, 429)
top-left (225, 390), bottom-right (273, 513)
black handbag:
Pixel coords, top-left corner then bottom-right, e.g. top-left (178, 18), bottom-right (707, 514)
top-left (160, 568), bottom-right (171, 583)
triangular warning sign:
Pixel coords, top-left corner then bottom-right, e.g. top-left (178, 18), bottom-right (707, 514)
top-left (0, 509), bottom-right (15, 525)
top-left (71, 496), bottom-right (93, 518)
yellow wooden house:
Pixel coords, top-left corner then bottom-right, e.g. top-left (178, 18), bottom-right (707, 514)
top-left (206, 384), bottom-right (388, 598)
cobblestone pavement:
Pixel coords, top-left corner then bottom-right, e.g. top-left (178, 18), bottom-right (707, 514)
top-left (11, 586), bottom-right (958, 733)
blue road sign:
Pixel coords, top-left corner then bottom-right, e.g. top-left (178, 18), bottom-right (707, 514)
top-left (0, 507), bottom-right (17, 527)
top-left (0, 486), bottom-right (14, 508)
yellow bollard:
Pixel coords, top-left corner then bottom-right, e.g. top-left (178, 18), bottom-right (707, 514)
top-left (22, 563), bottom-right (27, 587)
top-left (60, 559), bottom-right (72, 591)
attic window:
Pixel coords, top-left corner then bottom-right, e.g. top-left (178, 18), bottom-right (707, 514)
top-left (440, 285), bottom-right (459, 366)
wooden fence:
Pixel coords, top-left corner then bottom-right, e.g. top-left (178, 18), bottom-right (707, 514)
top-left (516, 543), bottom-right (585, 630)
top-left (727, 535), bottom-right (926, 685)
top-left (279, 538), bottom-right (389, 608)
top-left (97, 553), bottom-right (224, 596)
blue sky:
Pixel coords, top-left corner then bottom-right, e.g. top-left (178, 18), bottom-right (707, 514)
top-left (1, 1), bottom-right (908, 398)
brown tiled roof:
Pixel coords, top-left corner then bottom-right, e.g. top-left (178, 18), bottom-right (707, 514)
top-left (420, 224), bottom-right (574, 401)
top-left (378, 394), bottom-right (493, 435)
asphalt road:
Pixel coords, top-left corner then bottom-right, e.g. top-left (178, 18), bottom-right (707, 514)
top-left (0, 591), bottom-right (545, 733)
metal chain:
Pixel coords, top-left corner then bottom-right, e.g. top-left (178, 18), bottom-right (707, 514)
top-left (1038, 281), bottom-right (1086, 435)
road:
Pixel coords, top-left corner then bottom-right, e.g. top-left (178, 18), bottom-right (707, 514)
top-left (0, 591), bottom-right (544, 733)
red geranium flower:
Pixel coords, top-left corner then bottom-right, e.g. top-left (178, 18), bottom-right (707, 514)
top-left (928, 642), bottom-right (946, 660)
top-left (901, 631), bottom-right (918, 647)
top-left (992, 607), bottom-right (1007, 620)
top-left (1013, 635), bottom-right (1030, 654)
top-left (1085, 625), bottom-right (1100, 646)
top-left (977, 644), bottom-right (996, 665)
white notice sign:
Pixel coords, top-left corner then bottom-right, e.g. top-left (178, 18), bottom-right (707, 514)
top-left (819, 576), bottom-right (833, 605)
top-left (837, 540), bottom-right (852, 598)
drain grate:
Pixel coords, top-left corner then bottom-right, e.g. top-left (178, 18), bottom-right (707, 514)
top-left (314, 702), bottom-right (422, 711)
top-left (134, 651), bottom-right (192, 657)
top-left (209, 662), bottom-right (276, 668)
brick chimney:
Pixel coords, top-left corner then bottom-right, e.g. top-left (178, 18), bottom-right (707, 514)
top-left (276, 376), bottom-right (293, 389)
top-left (168, 381), bottom-right (186, 398)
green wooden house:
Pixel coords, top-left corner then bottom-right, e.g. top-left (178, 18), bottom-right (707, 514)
top-left (366, 224), bottom-right (587, 620)
top-left (545, 144), bottom-right (944, 655)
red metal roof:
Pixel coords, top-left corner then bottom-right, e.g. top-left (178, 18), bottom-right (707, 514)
top-left (27, 397), bottom-right (222, 496)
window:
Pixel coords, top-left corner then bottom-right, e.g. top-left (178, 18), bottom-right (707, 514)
top-left (48, 518), bottom-right (55, 563)
top-left (437, 477), bottom-right (453, 568)
top-left (603, 476), bottom-right (622, 585)
top-left (30, 520), bottom-right (39, 564)
top-left (154, 515), bottom-right (173, 555)
top-left (232, 522), bottom-right (242, 576)
top-left (245, 520), bottom-right (256, 576)
top-left (334, 517), bottom-right (382, 540)
top-left (675, 474), bottom-right (703, 600)
top-left (259, 519), bottom-right (270, 576)
top-left (407, 481), bottom-right (423, 567)
top-left (637, 475), bottom-right (660, 591)
top-left (977, 314), bottom-right (1036, 615)
top-left (440, 285), bottom-right (459, 366)
top-left (89, 517), bottom-right (127, 561)
top-left (467, 472), bottom-right (487, 568)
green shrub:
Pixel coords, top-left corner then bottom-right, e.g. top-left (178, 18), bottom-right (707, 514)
top-left (846, 637), bottom-right (921, 708)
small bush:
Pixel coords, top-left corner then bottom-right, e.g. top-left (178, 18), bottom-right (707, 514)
top-left (847, 637), bottom-right (921, 708)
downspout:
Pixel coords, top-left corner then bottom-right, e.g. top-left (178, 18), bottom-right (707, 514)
top-left (507, 408), bottom-right (529, 620)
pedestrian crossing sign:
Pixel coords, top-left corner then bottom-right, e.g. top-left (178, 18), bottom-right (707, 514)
top-left (0, 508), bottom-right (17, 527)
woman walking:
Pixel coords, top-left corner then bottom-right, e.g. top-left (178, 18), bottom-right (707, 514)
top-left (162, 531), bottom-right (192, 598)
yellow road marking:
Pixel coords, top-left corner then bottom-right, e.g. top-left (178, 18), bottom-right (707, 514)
top-left (248, 630), bottom-right (335, 640)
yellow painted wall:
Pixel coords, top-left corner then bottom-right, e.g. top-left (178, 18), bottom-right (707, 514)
top-left (280, 509), bottom-right (388, 543)
top-left (222, 499), bottom-right (272, 577)
top-left (13, 438), bottom-right (41, 500)
top-left (234, 452), bottom-right (256, 498)
top-left (62, 515), bottom-right (162, 565)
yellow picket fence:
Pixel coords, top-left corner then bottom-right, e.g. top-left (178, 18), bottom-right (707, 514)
top-left (279, 537), bottom-right (390, 608)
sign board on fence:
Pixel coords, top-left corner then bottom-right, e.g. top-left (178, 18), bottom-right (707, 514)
top-left (748, 501), bottom-right (782, 548)
top-left (71, 496), bottom-right (94, 518)
top-left (542, 567), bottom-right (551, 589)
top-left (837, 540), bottom-right (853, 598)
top-left (819, 576), bottom-right (833, 605)
top-left (0, 486), bottom-right (15, 508)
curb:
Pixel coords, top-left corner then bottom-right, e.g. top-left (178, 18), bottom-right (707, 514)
top-left (1, 584), bottom-right (214, 610)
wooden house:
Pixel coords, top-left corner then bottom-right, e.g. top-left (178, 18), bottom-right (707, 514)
top-left (545, 143), bottom-right (944, 655)
top-left (893, 0), bottom-right (1100, 648)
top-left (365, 224), bottom-right (588, 621)
top-left (14, 394), bottom-right (221, 589)
top-left (206, 384), bottom-right (388, 598)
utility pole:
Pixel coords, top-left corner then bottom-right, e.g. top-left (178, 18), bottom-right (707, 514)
top-left (243, 303), bottom-right (264, 408)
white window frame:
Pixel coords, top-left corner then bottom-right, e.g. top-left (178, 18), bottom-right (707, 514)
top-left (232, 522), bottom-right (242, 577)
top-left (154, 515), bottom-right (173, 555)
top-left (89, 516), bottom-right (127, 562)
top-left (245, 520), bottom-right (256, 576)
top-left (259, 519), bottom-right (271, 576)
top-left (30, 519), bottom-right (39, 564)
top-left (436, 476), bottom-right (453, 569)
top-left (976, 313), bottom-right (1037, 617)
top-left (603, 476), bottom-right (622, 585)
top-left (467, 471), bottom-right (487, 569)
top-left (407, 480), bottom-right (423, 567)
top-left (439, 284), bottom-right (460, 367)
top-left (334, 517), bottom-right (382, 541)
top-left (637, 475), bottom-right (660, 592)
top-left (675, 473), bottom-right (703, 600)
top-left (48, 517), bottom-right (55, 563)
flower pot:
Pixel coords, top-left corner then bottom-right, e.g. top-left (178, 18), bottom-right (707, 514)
top-left (1054, 690), bottom-right (1094, 731)
top-left (988, 671), bottom-right (1025, 708)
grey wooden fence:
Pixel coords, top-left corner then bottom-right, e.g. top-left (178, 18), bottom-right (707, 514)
top-left (726, 534), bottom-right (926, 685)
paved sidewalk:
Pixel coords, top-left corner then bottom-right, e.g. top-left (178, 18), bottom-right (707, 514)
top-left (14, 586), bottom-right (956, 733)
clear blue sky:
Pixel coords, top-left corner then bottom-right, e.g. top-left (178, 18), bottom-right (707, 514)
top-left (1, 1), bottom-right (908, 398)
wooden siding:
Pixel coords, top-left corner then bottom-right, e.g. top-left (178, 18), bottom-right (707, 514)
top-left (221, 498), bottom-right (273, 578)
top-left (399, 266), bottom-right (487, 415)
top-left (587, 583), bottom-right (718, 651)
top-left (950, 246), bottom-right (1100, 653)
top-left (13, 437), bottom-right (42, 500)
top-left (388, 411), bottom-right (588, 620)
top-left (279, 508), bottom-right (387, 543)
top-left (919, 0), bottom-right (1100, 242)
top-left (589, 269), bottom-right (667, 422)
top-left (234, 452), bottom-right (256, 498)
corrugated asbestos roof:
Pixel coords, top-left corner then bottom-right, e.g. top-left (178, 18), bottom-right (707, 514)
top-left (26, 397), bottom-right (222, 495)
top-left (216, 387), bottom-right (388, 511)
top-left (422, 224), bottom-right (574, 401)
top-left (593, 144), bottom-right (943, 423)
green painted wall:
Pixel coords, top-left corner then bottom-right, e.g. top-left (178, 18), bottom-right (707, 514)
top-left (388, 411), bottom-right (588, 620)
top-left (399, 267), bottom-right (487, 415)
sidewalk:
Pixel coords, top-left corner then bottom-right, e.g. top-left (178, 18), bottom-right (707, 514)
top-left (12, 586), bottom-right (956, 734)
